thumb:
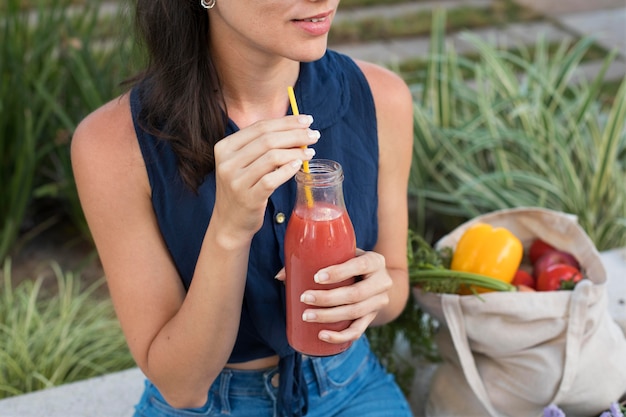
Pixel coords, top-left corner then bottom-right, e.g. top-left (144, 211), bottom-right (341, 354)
top-left (274, 267), bottom-right (286, 282)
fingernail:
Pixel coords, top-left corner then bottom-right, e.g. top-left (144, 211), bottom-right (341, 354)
top-left (290, 159), bottom-right (303, 168)
top-left (319, 332), bottom-right (330, 341)
top-left (304, 148), bottom-right (316, 158)
top-left (298, 115), bottom-right (313, 125)
top-left (314, 272), bottom-right (329, 283)
top-left (307, 129), bottom-right (320, 140)
top-left (300, 293), bottom-right (315, 303)
top-left (302, 312), bottom-right (316, 322)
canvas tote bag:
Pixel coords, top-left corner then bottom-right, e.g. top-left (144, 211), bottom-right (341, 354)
top-left (414, 207), bottom-right (626, 417)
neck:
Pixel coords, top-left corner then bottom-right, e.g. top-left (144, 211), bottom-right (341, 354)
top-left (210, 42), bottom-right (301, 129)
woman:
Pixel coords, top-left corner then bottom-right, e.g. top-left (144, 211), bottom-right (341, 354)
top-left (71, 0), bottom-right (414, 415)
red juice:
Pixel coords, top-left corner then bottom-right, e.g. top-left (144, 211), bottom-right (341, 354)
top-left (285, 203), bottom-right (356, 356)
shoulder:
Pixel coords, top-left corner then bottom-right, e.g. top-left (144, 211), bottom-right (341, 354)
top-left (72, 93), bottom-right (141, 174)
top-left (354, 60), bottom-right (413, 120)
top-left (353, 60), bottom-right (413, 152)
top-left (72, 93), bottom-right (134, 157)
top-left (71, 92), bottom-right (150, 198)
top-left (357, 61), bottom-right (414, 174)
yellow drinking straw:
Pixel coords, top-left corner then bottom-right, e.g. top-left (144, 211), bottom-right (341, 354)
top-left (287, 86), bottom-right (314, 208)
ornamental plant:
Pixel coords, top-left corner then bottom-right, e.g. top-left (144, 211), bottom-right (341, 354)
top-left (0, 260), bottom-right (134, 399)
top-left (409, 9), bottom-right (626, 251)
top-left (1, 0), bottom-right (140, 260)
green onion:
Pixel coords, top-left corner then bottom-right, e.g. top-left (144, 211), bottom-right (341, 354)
top-left (410, 269), bottom-right (517, 293)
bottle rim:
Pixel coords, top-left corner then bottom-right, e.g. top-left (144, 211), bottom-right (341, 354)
top-left (295, 159), bottom-right (343, 186)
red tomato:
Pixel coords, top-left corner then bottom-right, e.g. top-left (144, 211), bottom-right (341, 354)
top-left (528, 239), bottom-right (557, 264)
top-left (533, 250), bottom-right (580, 278)
top-left (511, 269), bottom-right (535, 289)
top-left (536, 264), bottom-right (584, 291)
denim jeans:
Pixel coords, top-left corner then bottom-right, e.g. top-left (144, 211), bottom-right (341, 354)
top-left (133, 336), bottom-right (414, 417)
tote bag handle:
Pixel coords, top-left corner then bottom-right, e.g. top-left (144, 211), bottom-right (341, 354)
top-left (441, 294), bottom-right (499, 416)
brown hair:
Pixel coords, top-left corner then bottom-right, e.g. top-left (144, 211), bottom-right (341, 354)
top-left (128, 0), bottom-right (225, 193)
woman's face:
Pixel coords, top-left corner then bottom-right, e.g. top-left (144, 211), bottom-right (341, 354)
top-left (209, 0), bottom-right (339, 63)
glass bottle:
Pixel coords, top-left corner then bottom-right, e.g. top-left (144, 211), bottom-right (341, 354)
top-left (284, 159), bottom-right (356, 356)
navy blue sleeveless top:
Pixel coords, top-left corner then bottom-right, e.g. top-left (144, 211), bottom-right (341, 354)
top-left (130, 50), bottom-right (379, 416)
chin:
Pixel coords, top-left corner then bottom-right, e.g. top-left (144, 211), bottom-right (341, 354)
top-left (292, 42), bottom-right (329, 63)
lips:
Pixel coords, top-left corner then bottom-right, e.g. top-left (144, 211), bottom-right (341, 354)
top-left (292, 11), bottom-right (333, 36)
top-left (293, 11), bottom-right (332, 23)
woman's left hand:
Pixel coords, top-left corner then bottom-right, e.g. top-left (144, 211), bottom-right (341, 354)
top-left (275, 249), bottom-right (393, 344)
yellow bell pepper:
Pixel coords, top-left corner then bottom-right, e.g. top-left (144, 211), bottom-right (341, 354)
top-left (451, 222), bottom-right (523, 293)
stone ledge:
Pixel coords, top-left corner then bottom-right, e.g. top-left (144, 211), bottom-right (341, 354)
top-left (0, 368), bottom-right (145, 417)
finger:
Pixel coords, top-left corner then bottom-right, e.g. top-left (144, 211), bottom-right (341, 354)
top-left (317, 313), bottom-right (376, 344)
top-left (246, 145), bottom-right (316, 187)
top-left (215, 129), bottom-right (320, 177)
top-left (218, 129), bottom-right (318, 194)
top-left (217, 115), bottom-right (314, 155)
top-left (314, 251), bottom-right (385, 285)
top-left (301, 279), bottom-right (366, 308)
top-left (302, 289), bottom-right (389, 322)
top-left (245, 155), bottom-right (309, 201)
top-left (274, 267), bottom-right (286, 282)
top-left (220, 145), bottom-right (314, 201)
top-left (237, 127), bottom-right (319, 171)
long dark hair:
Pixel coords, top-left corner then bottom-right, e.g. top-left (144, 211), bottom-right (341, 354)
top-left (128, 0), bottom-right (225, 193)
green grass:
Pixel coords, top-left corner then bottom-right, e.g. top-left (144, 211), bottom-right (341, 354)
top-left (339, 0), bottom-right (425, 10)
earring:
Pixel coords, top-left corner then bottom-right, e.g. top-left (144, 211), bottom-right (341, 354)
top-left (201, 0), bottom-right (215, 9)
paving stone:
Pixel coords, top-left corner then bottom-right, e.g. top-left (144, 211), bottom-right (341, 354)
top-left (451, 27), bottom-right (520, 54)
top-left (558, 7), bottom-right (626, 57)
top-left (333, 38), bottom-right (432, 65)
top-left (505, 21), bottom-right (575, 45)
top-left (334, 23), bottom-right (576, 64)
top-left (513, 0), bottom-right (626, 16)
top-left (573, 58), bottom-right (626, 83)
top-left (389, 37), bottom-right (434, 62)
top-left (335, 0), bottom-right (494, 23)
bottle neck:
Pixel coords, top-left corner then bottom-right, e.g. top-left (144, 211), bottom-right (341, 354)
top-left (294, 160), bottom-right (346, 210)
top-left (295, 159), bottom-right (343, 187)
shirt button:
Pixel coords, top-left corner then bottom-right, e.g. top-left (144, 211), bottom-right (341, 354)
top-left (275, 212), bottom-right (286, 224)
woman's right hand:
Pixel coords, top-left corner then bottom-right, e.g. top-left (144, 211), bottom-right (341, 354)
top-left (212, 114), bottom-right (319, 244)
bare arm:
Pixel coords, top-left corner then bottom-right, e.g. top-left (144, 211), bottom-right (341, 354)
top-left (71, 94), bottom-right (318, 408)
top-left (360, 60), bottom-right (413, 325)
